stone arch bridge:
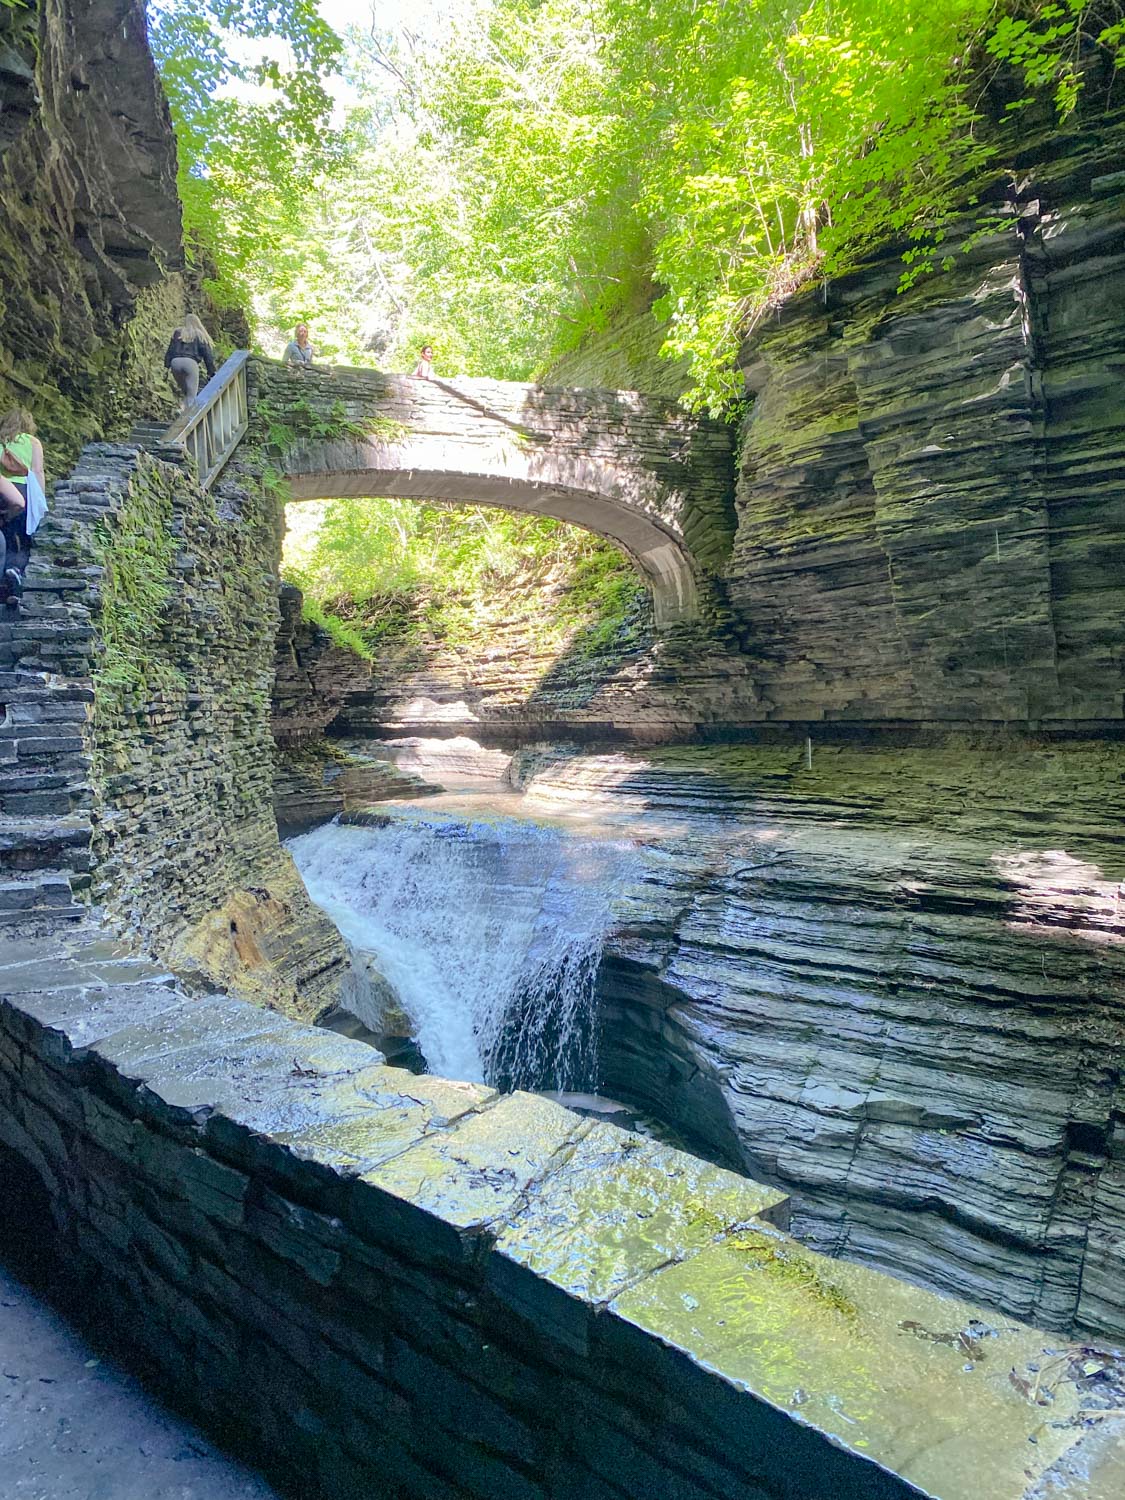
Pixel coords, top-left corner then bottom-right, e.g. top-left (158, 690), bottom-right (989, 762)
top-left (252, 361), bottom-right (736, 627)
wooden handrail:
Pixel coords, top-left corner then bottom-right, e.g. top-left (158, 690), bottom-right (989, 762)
top-left (162, 349), bottom-right (251, 490)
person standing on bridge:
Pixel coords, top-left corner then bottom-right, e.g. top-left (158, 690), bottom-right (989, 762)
top-left (0, 408), bottom-right (46, 608)
top-left (411, 343), bottom-right (434, 379)
top-left (164, 314), bottom-right (216, 409)
top-left (284, 323), bottom-right (316, 370)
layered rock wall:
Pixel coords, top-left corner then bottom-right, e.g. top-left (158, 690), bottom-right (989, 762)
top-left (728, 111), bottom-right (1125, 726)
top-left (508, 744), bottom-right (1125, 1341)
top-left (0, 0), bottom-right (185, 460)
top-left (272, 583), bottom-right (375, 746)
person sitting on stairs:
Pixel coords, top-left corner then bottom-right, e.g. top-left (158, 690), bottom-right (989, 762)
top-left (164, 313), bottom-right (216, 409)
top-left (0, 408), bottom-right (45, 609)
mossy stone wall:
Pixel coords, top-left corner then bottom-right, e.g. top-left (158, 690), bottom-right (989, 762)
top-left (23, 433), bottom-right (348, 1020)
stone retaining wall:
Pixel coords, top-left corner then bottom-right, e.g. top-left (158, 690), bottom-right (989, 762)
top-left (8, 433), bottom-right (347, 1019)
top-left (2, 938), bottom-right (1122, 1500)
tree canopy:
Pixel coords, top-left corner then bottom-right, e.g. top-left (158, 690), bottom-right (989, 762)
top-left (151, 0), bottom-right (1124, 408)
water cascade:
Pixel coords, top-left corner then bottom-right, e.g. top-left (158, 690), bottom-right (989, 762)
top-left (287, 807), bottom-right (640, 1089)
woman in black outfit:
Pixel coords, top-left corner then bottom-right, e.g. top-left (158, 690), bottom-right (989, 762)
top-left (164, 314), bottom-right (217, 407)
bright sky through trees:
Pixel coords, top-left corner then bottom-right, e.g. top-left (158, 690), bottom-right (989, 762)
top-left (151, 0), bottom-right (1125, 406)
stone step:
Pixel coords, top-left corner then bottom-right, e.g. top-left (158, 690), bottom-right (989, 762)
top-left (0, 905), bottom-right (86, 927)
top-left (128, 422), bottom-right (174, 446)
top-left (0, 769), bottom-right (71, 793)
top-left (0, 728), bottom-right (86, 753)
top-left (3, 700), bottom-right (91, 727)
top-left (0, 871), bottom-right (77, 912)
top-left (2, 681), bottom-right (94, 706)
top-left (0, 786), bottom-right (90, 818)
top-left (0, 817), bottom-right (91, 874)
top-left (0, 670), bottom-right (51, 691)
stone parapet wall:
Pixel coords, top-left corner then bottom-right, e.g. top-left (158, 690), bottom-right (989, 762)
top-left (2, 937), bottom-right (1122, 1500)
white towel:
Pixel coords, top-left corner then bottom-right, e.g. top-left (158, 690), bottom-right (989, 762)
top-left (24, 468), bottom-right (47, 536)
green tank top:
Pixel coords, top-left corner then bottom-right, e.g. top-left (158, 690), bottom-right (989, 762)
top-left (3, 432), bottom-right (33, 485)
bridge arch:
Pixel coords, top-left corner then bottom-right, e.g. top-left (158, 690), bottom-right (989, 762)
top-left (257, 364), bottom-right (736, 629)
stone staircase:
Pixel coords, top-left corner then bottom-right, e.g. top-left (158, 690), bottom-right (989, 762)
top-left (0, 422), bottom-right (176, 934)
top-left (0, 666), bottom-right (93, 928)
top-left (0, 366), bottom-right (252, 938)
top-left (126, 417), bottom-right (174, 447)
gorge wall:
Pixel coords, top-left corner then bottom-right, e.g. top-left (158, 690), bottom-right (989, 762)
top-left (292, 100), bottom-right (1125, 745)
top-left (0, 0), bottom-right (186, 463)
top-left (509, 744), bottom-right (1125, 1343)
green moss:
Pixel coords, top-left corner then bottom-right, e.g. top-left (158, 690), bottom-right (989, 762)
top-left (724, 1228), bottom-right (859, 1320)
top-left (92, 457), bottom-right (183, 698)
top-left (301, 595), bottom-right (374, 661)
top-left (254, 393), bottom-right (405, 454)
top-left (0, 277), bottom-right (186, 480)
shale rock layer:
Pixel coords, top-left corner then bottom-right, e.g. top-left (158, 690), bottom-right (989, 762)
top-left (511, 743), bottom-right (1125, 1341)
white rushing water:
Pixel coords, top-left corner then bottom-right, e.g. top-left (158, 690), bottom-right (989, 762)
top-left (287, 806), bottom-right (639, 1088)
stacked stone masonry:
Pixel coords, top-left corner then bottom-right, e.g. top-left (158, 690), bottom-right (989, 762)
top-left (2, 936), bottom-right (1123, 1500)
top-left (0, 430), bottom-right (347, 1019)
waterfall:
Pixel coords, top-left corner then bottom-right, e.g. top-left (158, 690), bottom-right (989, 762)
top-left (287, 808), bottom-right (638, 1088)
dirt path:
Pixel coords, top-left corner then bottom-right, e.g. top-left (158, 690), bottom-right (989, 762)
top-left (0, 1262), bottom-right (278, 1500)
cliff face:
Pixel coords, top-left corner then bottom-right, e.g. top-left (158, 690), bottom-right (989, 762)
top-left (729, 106), bottom-right (1125, 727)
top-left (512, 744), bottom-right (1125, 1342)
top-left (0, 0), bottom-right (184, 462)
top-left (272, 584), bottom-right (375, 746)
top-left (307, 104), bottom-right (1125, 743)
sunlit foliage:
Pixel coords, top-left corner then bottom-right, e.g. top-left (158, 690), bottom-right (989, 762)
top-left (282, 499), bottom-right (646, 655)
top-left (152, 0), bottom-right (1123, 402)
top-left (147, 0), bottom-right (343, 308)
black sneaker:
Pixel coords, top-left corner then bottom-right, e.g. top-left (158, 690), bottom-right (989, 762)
top-left (4, 569), bottom-right (22, 607)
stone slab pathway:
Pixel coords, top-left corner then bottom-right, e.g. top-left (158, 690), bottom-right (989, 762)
top-left (0, 1262), bottom-right (278, 1500)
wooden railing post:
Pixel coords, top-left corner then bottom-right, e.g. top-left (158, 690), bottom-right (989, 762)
top-left (161, 349), bottom-right (251, 490)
